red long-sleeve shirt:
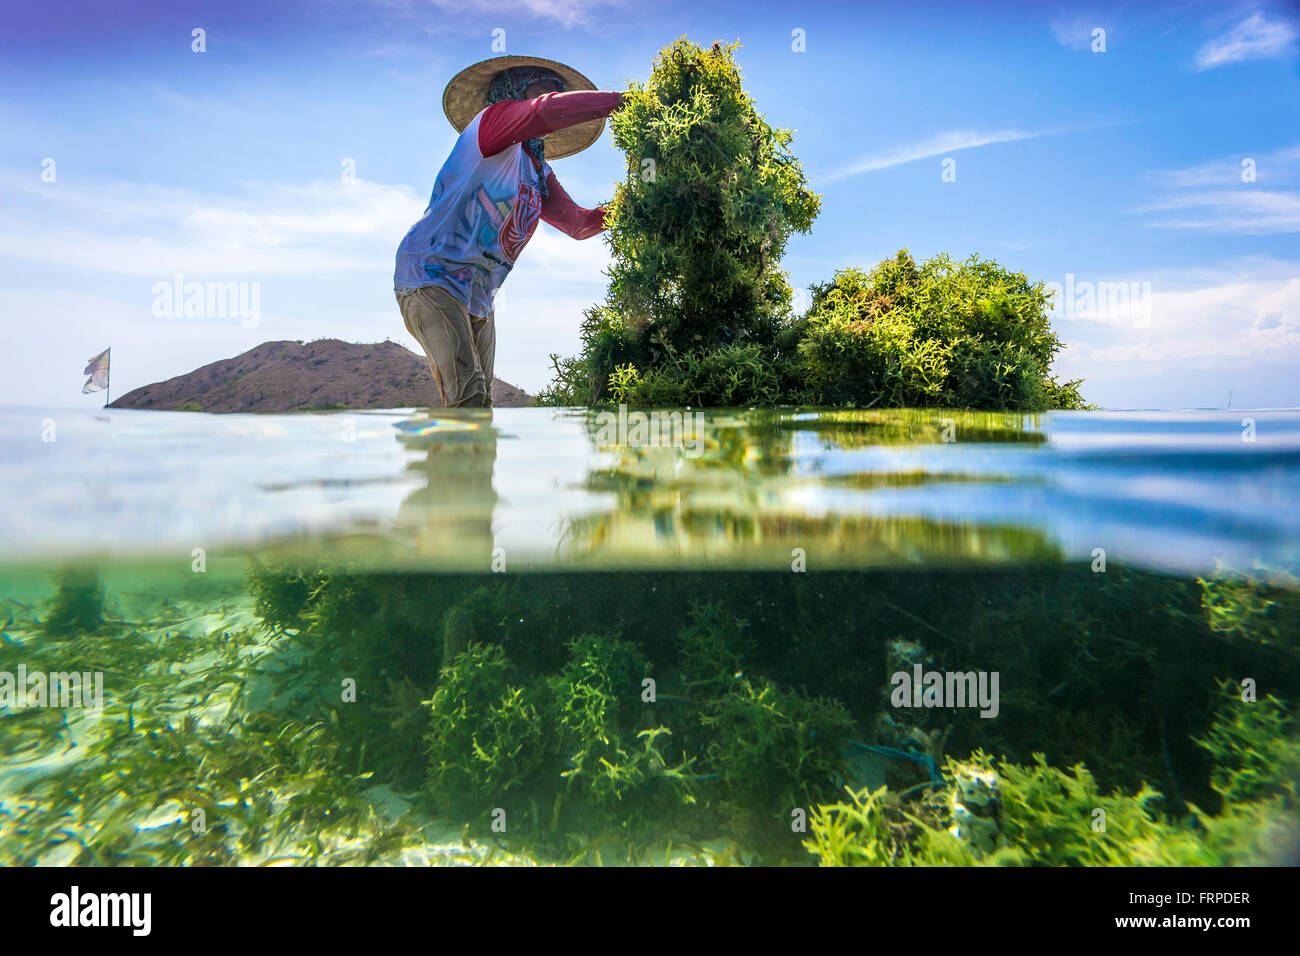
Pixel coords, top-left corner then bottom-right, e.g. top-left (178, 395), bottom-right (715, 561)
top-left (477, 90), bottom-right (620, 240)
top-left (394, 89), bottom-right (620, 308)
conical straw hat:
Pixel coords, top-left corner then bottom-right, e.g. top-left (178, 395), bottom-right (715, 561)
top-left (442, 55), bottom-right (605, 160)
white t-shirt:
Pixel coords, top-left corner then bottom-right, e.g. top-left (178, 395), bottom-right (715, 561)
top-left (394, 110), bottom-right (551, 316)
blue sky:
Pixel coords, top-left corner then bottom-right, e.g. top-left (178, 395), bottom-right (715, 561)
top-left (1, 0), bottom-right (1297, 409)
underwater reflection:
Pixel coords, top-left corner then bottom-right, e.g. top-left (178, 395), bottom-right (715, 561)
top-left (562, 407), bottom-right (1061, 567)
top-left (314, 406), bottom-right (1300, 576)
top-left (393, 410), bottom-right (500, 570)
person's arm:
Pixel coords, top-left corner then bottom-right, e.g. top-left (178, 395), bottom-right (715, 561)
top-left (478, 91), bottom-right (621, 157)
top-left (540, 170), bottom-right (608, 240)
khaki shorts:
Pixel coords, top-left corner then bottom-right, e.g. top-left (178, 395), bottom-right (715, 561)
top-left (397, 284), bottom-right (495, 408)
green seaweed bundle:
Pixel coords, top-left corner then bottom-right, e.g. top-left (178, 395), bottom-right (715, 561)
top-left (798, 253), bottom-right (1087, 410)
top-left (537, 37), bottom-right (819, 407)
top-left (537, 38), bottom-right (1084, 411)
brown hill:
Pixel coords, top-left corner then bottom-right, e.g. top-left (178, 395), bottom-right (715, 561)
top-left (110, 339), bottom-right (533, 412)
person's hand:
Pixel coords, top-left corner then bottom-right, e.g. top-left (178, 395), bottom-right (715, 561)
top-left (615, 91), bottom-right (630, 111)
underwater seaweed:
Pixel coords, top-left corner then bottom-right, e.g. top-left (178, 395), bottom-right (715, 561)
top-left (10, 557), bottom-right (1295, 866)
top-left (1195, 680), bottom-right (1299, 810)
top-left (40, 566), bottom-right (108, 637)
top-left (806, 687), bottom-right (1300, 867)
top-left (1199, 563), bottom-right (1300, 655)
top-left (0, 580), bottom-right (422, 866)
top-left (424, 635), bottom-right (696, 846)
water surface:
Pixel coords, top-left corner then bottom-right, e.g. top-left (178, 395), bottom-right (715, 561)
top-left (2, 406), bottom-right (1297, 866)
top-left (3, 406), bottom-right (1297, 575)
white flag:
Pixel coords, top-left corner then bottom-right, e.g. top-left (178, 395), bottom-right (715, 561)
top-left (82, 347), bottom-right (110, 394)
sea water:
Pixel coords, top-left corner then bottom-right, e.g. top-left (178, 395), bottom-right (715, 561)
top-left (1, 406), bottom-right (1297, 865)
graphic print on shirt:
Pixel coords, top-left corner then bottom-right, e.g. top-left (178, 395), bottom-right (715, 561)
top-left (422, 259), bottom-right (476, 288)
top-left (460, 180), bottom-right (541, 266)
top-left (467, 183), bottom-right (510, 252)
top-left (499, 181), bottom-right (543, 263)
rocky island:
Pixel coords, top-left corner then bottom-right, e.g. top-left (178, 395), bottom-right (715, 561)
top-left (110, 339), bottom-right (533, 412)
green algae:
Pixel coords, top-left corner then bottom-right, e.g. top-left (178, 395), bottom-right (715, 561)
top-left (806, 685), bottom-right (1300, 867)
top-left (537, 38), bottom-right (1083, 411)
top-left (1200, 563), bottom-right (1300, 655)
top-left (2, 556), bottom-right (1297, 866)
top-left (1196, 680), bottom-right (1299, 808)
top-left (795, 254), bottom-right (1087, 410)
top-left (422, 607), bottom-right (846, 855)
top-left (40, 565), bottom-right (108, 638)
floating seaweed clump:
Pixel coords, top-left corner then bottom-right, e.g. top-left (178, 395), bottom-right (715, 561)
top-left (537, 38), bottom-right (819, 409)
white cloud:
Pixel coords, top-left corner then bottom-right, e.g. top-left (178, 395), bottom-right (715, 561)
top-left (1050, 14), bottom-right (1106, 51)
top-left (1141, 143), bottom-right (1300, 233)
top-left (1054, 259), bottom-right (1300, 368)
top-left (0, 171), bottom-right (426, 277)
top-left (0, 168), bottom-right (617, 278)
top-left (823, 129), bottom-right (1046, 183)
top-left (1195, 12), bottom-right (1297, 70)
top-left (1142, 189), bottom-right (1300, 233)
top-left (518, 220), bottom-right (611, 275)
top-left (0, 166), bottom-right (615, 404)
top-left (372, 0), bottom-right (630, 30)
top-left (823, 120), bottom-right (1129, 183)
top-left (0, 287), bottom-right (316, 409)
top-left (1158, 144), bottom-right (1300, 189)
